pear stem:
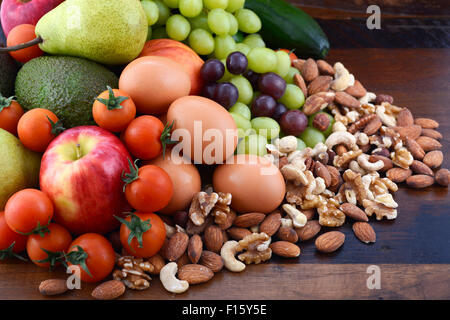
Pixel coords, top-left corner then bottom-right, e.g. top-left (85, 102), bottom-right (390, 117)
top-left (0, 36), bottom-right (43, 52)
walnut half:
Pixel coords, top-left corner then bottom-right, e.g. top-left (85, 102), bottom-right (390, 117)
top-left (113, 256), bottom-right (153, 290)
top-left (236, 233), bottom-right (272, 265)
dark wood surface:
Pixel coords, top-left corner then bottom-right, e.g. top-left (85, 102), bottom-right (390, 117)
top-left (0, 48), bottom-right (449, 300)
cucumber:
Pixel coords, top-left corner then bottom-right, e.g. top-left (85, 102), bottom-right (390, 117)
top-left (244, 0), bottom-right (329, 59)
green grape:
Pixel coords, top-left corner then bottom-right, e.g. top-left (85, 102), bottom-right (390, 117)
top-left (235, 9), bottom-right (261, 34)
top-left (300, 127), bottom-right (325, 148)
top-left (230, 76), bottom-right (253, 105)
top-left (275, 50), bottom-right (291, 78)
top-left (189, 11), bottom-right (210, 31)
top-left (141, 1), bottom-right (160, 26)
top-left (296, 138), bottom-right (307, 150)
top-left (219, 59), bottom-right (233, 81)
top-left (146, 26), bottom-right (153, 41)
top-left (214, 35), bottom-right (236, 60)
top-left (279, 84), bottom-right (305, 110)
top-left (154, 0), bottom-right (170, 26)
top-left (283, 67), bottom-right (300, 84)
top-left (228, 12), bottom-right (239, 35)
top-left (308, 112), bottom-right (334, 137)
top-left (163, 0), bottom-right (179, 8)
top-left (208, 8), bottom-right (230, 35)
top-left (229, 102), bottom-right (251, 120)
top-left (251, 117), bottom-right (280, 140)
top-left (242, 34), bottom-right (265, 48)
top-left (235, 43), bottom-right (251, 56)
top-left (226, 0), bottom-right (245, 12)
top-left (230, 112), bottom-right (252, 138)
top-left (236, 134), bottom-right (267, 156)
top-left (179, 0), bottom-right (203, 18)
top-left (247, 48), bottom-right (277, 74)
top-left (152, 26), bottom-right (168, 39)
top-left (189, 29), bottom-right (214, 55)
top-left (204, 0), bottom-right (228, 10)
top-left (166, 14), bottom-right (191, 41)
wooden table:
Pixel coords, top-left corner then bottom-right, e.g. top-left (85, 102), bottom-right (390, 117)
top-left (0, 48), bottom-right (449, 300)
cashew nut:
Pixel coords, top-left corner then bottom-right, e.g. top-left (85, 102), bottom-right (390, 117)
top-left (160, 262), bottom-right (189, 294)
top-left (281, 164), bottom-right (308, 186)
top-left (325, 131), bottom-right (357, 150)
top-left (376, 105), bottom-right (396, 127)
top-left (332, 121), bottom-right (347, 132)
top-left (282, 204), bottom-right (307, 228)
top-left (221, 241), bottom-right (246, 272)
top-left (357, 154), bottom-right (384, 172)
top-left (355, 132), bottom-right (369, 146)
top-left (349, 160), bottom-right (367, 175)
top-left (276, 136), bottom-right (297, 153)
top-left (331, 62), bottom-right (354, 91)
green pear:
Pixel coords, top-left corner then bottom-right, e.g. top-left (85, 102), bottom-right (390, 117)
top-left (35, 0), bottom-right (148, 65)
top-left (0, 129), bottom-right (41, 210)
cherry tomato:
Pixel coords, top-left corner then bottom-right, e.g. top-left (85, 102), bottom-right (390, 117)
top-left (7, 24), bottom-right (43, 63)
top-left (278, 48), bottom-right (298, 63)
top-left (0, 211), bottom-right (28, 259)
top-left (118, 212), bottom-right (166, 258)
top-left (0, 97), bottom-right (24, 136)
top-left (66, 233), bottom-right (115, 283)
top-left (93, 86), bottom-right (136, 132)
top-left (27, 223), bottom-right (72, 268)
top-left (4, 189), bottom-right (54, 235)
top-left (17, 108), bottom-right (64, 153)
top-left (123, 115), bottom-right (173, 160)
top-left (123, 162), bottom-right (173, 212)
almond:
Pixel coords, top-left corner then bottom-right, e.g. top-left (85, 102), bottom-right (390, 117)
top-left (314, 161), bottom-right (332, 187)
top-left (292, 58), bottom-right (305, 70)
top-left (302, 209), bottom-right (317, 220)
top-left (435, 169), bottom-right (450, 187)
top-left (415, 118), bottom-right (439, 129)
top-left (317, 59), bottom-right (334, 75)
top-left (421, 128), bottom-right (442, 140)
top-left (276, 226), bottom-right (298, 243)
top-left (293, 73), bottom-right (308, 97)
top-left (335, 91), bottom-right (360, 109)
top-left (233, 212), bottom-right (265, 228)
top-left (410, 160), bottom-right (434, 176)
top-left (187, 234), bottom-right (203, 264)
top-left (416, 136), bottom-right (442, 152)
top-left (406, 175), bottom-right (435, 188)
top-left (363, 117), bottom-right (382, 136)
top-left (340, 203), bottom-right (369, 222)
top-left (204, 225), bottom-right (224, 253)
top-left (91, 280), bottom-right (125, 300)
top-left (396, 108), bottom-right (414, 127)
top-left (315, 231), bottom-right (345, 253)
top-left (227, 227), bottom-right (252, 240)
top-left (178, 264), bottom-right (214, 285)
top-left (199, 250), bottom-right (224, 272)
top-left (386, 167), bottom-right (412, 183)
top-left (148, 254), bottom-right (165, 275)
top-left (369, 155), bottom-right (393, 172)
top-left (259, 211), bottom-right (281, 236)
top-left (303, 94), bottom-right (328, 115)
top-left (393, 125), bottom-right (422, 141)
top-left (177, 252), bottom-right (191, 269)
top-left (307, 75), bottom-right (332, 95)
top-left (296, 220), bottom-right (321, 241)
top-left (166, 232), bottom-right (189, 261)
top-left (270, 241), bottom-right (301, 258)
top-left (352, 222), bottom-right (376, 244)
top-left (39, 279), bottom-right (68, 296)
top-left (345, 80), bottom-right (367, 98)
top-left (327, 165), bottom-right (341, 187)
top-left (405, 137), bottom-right (425, 160)
top-left (423, 150), bottom-right (443, 169)
top-left (300, 58), bottom-right (319, 82)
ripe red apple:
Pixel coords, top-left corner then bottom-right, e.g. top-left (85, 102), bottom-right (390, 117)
top-left (40, 126), bottom-right (132, 235)
top-left (0, 0), bottom-right (64, 37)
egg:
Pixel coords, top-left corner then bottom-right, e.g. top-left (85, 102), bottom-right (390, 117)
top-left (213, 154), bottom-right (286, 213)
top-left (119, 56), bottom-right (191, 115)
top-left (144, 153), bottom-right (201, 215)
top-left (167, 96), bottom-right (238, 164)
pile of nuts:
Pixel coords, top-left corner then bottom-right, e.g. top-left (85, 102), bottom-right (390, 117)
top-left (107, 59), bottom-right (448, 296)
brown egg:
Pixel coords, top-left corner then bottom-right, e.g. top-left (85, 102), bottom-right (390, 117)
top-left (213, 154), bottom-right (285, 214)
top-left (144, 153), bottom-right (201, 215)
top-left (167, 96), bottom-right (238, 164)
top-left (119, 56), bottom-right (191, 115)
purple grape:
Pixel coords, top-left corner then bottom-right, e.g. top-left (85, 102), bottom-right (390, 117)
top-left (272, 102), bottom-right (288, 121)
top-left (202, 83), bottom-right (217, 100)
top-left (214, 82), bottom-right (239, 109)
top-left (201, 59), bottom-right (225, 83)
top-left (252, 94), bottom-right (276, 117)
top-left (258, 72), bottom-right (287, 99)
top-left (243, 70), bottom-right (260, 90)
top-left (280, 110), bottom-right (308, 136)
top-left (226, 51), bottom-right (248, 75)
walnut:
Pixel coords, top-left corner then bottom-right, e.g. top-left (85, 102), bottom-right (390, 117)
top-left (285, 181), bottom-right (307, 205)
top-left (236, 233), bottom-right (272, 264)
top-left (343, 169), bottom-right (367, 206)
top-left (391, 147), bottom-right (413, 169)
top-left (189, 192), bottom-right (219, 226)
top-left (113, 256), bottom-right (153, 290)
top-left (317, 198), bottom-right (345, 227)
top-left (333, 149), bottom-right (363, 169)
top-left (363, 199), bottom-right (397, 220)
top-left (211, 192), bottom-right (233, 229)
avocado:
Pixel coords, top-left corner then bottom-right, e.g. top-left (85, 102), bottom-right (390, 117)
top-left (0, 47), bottom-right (19, 97)
top-left (15, 56), bottom-right (119, 128)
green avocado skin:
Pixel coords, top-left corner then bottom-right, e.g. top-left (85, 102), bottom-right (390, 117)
top-left (0, 51), bottom-right (19, 97)
top-left (15, 56), bottom-right (119, 128)
top-left (35, 0), bottom-right (148, 65)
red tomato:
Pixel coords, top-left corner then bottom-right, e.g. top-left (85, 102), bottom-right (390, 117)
top-left (118, 212), bottom-right (166, 258)
top-left (4, 189), bottom-right (54, 235)
top-left (123, 163), bottom-right (173, 212)
top-left (0, 211), bottom-right (27, 259)
top-left (27, 223), bottom-right (72, 268)
top-left (66, 233), bottom-right (115, 283)
top-left (0, 98), bottom-right (24, 136)
top-left (278, 48), bottom-right (298, 63)
top-left (7, 24), bottom-right (43, 63)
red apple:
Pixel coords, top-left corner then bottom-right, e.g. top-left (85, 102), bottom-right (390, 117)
top-left (0, 0), bottom-right (64, 37)
top-left (40, 126), bottom-right (132, 235)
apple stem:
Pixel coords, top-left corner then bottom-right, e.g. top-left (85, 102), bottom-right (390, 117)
top-left (0, 36), bottom-right (43, 52)
top-left (75, 144), bottom-right (82, 159)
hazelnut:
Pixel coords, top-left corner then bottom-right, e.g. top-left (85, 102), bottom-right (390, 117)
top-left (435, 169), bottom-right (450, 187)
top-left (313, 113), bottom-right (330, 131)
top-left (375, 94), bottom-right (394, 105)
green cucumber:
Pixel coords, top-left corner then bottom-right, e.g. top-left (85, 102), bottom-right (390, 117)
top-left (244, 0), bottom-right (329, 59)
